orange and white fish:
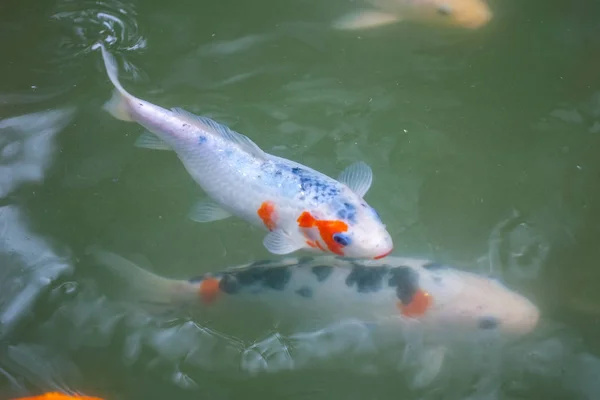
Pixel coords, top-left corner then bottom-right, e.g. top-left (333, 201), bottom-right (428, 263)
top-left (96, 44), bottom-right (393, 259)
top-left (87, 247), bottom-right (539, 339)
top-left (11, 393), bottom-right (103, 400)
top-left (332, 0), bottom-right (492, 31)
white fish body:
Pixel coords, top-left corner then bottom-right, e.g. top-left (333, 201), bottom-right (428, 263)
top-left (88, 248), bottom-right (539, 386)
top-left (97, 44), bottom-right (393, 259)
top-left (88, 247), bottom-right (540, 338)
top-left (332, 0), bottom-right (492, 31)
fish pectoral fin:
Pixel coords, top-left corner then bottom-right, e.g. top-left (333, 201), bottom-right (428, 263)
top-left (171, 107), bottom-right (267, 160)
top-left (410, 345), bottom-right (447, 388)
top-left (134, 131), bottom-right (173, 151)
top-left (263, 230), bottom-right (305, 255)
top-left (332, 9), bottom-right (401, 30)
top-left (337, 161), bottom-right (373, 197)
top-left (188, 199), bottom-right (233, 223)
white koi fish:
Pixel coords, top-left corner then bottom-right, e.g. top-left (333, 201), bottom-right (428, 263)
top-left (88, 247), bottom-right (539, 339)
top-left (332, 0), bottom-right (492, 31)
top-left (96, 44), bottom-right (393, 259)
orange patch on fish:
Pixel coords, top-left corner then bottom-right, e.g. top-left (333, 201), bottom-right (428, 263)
top-left (11, 393), bottom-right (104, 400)
top-left (297, 211), bottom-right (348, 255)
top-left (199, 277), bottom-right (220, 304)
top-left (397, 289), bottom-right (432, 317)
top-left (257, 201), bottom-right (277, 231)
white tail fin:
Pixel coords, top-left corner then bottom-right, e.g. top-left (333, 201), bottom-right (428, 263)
top-left (97, 43), bottom-right (135, 122)
top-left (85, 245), bottom-right (199, 308)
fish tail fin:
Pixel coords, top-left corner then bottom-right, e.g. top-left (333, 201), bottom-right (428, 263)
top-left (103, 89), bottom-right (135, 122)
top-left (85, 245), bottom-right (200, 308)
top-left (96, 42), bottom-right (135, 122)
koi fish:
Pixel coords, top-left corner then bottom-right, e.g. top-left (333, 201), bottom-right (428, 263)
top-left (87, 246), bottom-right (540, 339)
top-left (11, 393), bottom-right (103, 400)
top-left (96, 43), bottom-right (393, 259)
top-left (332, 0), bottom-right (492, 31)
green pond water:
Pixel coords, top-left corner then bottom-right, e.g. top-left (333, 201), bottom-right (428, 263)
top-left (1, 0), bottom-right (600, 398)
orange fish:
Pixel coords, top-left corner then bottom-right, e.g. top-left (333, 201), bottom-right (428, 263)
top-left (12, 392), bottom-right (103, 400)
top-left (332, 0), bottom-right (492, 31)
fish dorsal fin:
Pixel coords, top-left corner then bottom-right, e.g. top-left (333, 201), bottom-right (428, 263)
top-left (171, 107), bottom-right (266, 159)
top-left (337, 161), bottom-right (373, 197)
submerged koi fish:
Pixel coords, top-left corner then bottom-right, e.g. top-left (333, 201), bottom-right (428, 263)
top-left (96, 44), bottom-right (393, 259)
top-left (87, 247), bottom-right (539, 339)
top-left (332, 0), bottom-right (492, 31)
top-left (11, 393), bottom-right (103, 400)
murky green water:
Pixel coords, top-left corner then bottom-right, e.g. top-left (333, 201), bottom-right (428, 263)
top-left (2, 0), bottom-right (600, 398)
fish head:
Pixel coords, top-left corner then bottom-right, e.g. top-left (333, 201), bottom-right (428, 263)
top-left (415, 265), bottom-right (539, 337)
top-left (402, 0), bottom-right (492, 29)
top-left (328, 200), bottom-right (394, 260)
top-left (429, 0), bottom-right (492, 29)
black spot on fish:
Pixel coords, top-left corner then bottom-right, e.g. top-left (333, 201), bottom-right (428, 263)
top-left (297, 256), bottom-right (314, 265)
top-left (345, 265), bottom-right (388, 293)
top-left (337, 202), bottom-right (357, 223)
top-left (312, 265), bottom-right (333, 282)
top-left (198, 136), bottom-right (207, 144)
top-left (228, 266), bottom-right (291, 291)
top-left (423, 262), bottom-right (446, 271)
top-left (478, 317), bottom-right (500, 330)
top-left (219, 274), bottom-right (241, 294)
top-left (388, 267), bottom-right (419, 305)
top-left (235, 268), bottom-right (265, 286)
top-left (285, 164), bottom-right (340, 202)
top-left (295, 287), bottom-right (313, 298)
top-left (262, 267), bottom-right (291, 290)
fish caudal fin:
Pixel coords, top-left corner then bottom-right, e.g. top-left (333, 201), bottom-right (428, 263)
top-left (332, 9), bottom-right (401, 30)
top-left (85, 245), bottom-right (199, 308)
top-left (103, 89), bottom-right (135, 122)
top-left (96, 42), bottom-right (135, 122)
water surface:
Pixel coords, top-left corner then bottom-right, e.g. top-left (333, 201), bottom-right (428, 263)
top-left (1, 0), bottom-right (600, 398)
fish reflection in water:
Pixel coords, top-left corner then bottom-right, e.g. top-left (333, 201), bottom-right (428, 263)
top-left (0, 107), bottom-right (75, 198)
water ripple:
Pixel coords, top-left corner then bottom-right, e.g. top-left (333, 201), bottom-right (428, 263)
top-left (51, 0), bottom-right (146, 60)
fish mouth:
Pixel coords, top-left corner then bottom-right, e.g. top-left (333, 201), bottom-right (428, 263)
top-left (373, 249), bottom-right (393, 260)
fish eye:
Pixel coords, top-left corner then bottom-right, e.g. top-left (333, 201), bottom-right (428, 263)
top-left (332, 233), bottom-right (351, 246)
top-left (437, 5), bottom-right (452, 15)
